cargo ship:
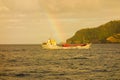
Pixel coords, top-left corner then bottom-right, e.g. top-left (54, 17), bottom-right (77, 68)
top-left (42, 38), bottom-right (91, 49)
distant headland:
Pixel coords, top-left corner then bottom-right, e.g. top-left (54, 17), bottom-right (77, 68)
top-left (67, 20), bottom-right (120, 44)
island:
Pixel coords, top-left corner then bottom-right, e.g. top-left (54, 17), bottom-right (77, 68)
top-left (67, 20), bottom-right (120, 44)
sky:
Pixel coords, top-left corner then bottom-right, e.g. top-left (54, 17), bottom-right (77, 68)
top-left (0, 0), bottom-right (120, 44)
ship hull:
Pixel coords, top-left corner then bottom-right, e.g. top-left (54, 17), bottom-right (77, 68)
top-left (42, 43), bottom-right (91, 49)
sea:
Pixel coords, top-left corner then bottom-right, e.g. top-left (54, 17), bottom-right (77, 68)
top-left (0, 44), bottom-right (120, 80)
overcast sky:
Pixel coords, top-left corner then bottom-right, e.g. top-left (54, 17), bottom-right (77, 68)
top-left (0, 0), bottom-right (120, 44)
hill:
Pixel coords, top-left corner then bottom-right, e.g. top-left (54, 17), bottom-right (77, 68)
top-left (67, 20), bottom-right (120, 43)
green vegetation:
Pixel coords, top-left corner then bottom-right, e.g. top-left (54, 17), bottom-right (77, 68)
top-left (67, 20), bottom-right (120, 43)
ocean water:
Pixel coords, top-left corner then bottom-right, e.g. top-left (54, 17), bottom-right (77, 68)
top-left (0, 44), bottom-right (120, 80)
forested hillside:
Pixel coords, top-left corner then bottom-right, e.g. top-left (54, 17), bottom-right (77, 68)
top-left (67, 20), bottom-right (120, 43)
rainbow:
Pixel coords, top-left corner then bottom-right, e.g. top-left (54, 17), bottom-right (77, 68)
top-left (41, 5), bottom-right (66, 43)
top-left (46, 14), bottom-right (65, 43)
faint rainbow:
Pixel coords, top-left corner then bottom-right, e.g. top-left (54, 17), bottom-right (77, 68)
top-left (46, 14), bottom-right (65, 43)
top-left (40, 6), bottom-right (65, 43)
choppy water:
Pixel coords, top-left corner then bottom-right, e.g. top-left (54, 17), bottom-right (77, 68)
top-left (0, 44), bottom-right (120, 80)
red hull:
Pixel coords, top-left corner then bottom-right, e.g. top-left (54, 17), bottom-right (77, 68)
top-left (62, 43), bottom-right (87, 47)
